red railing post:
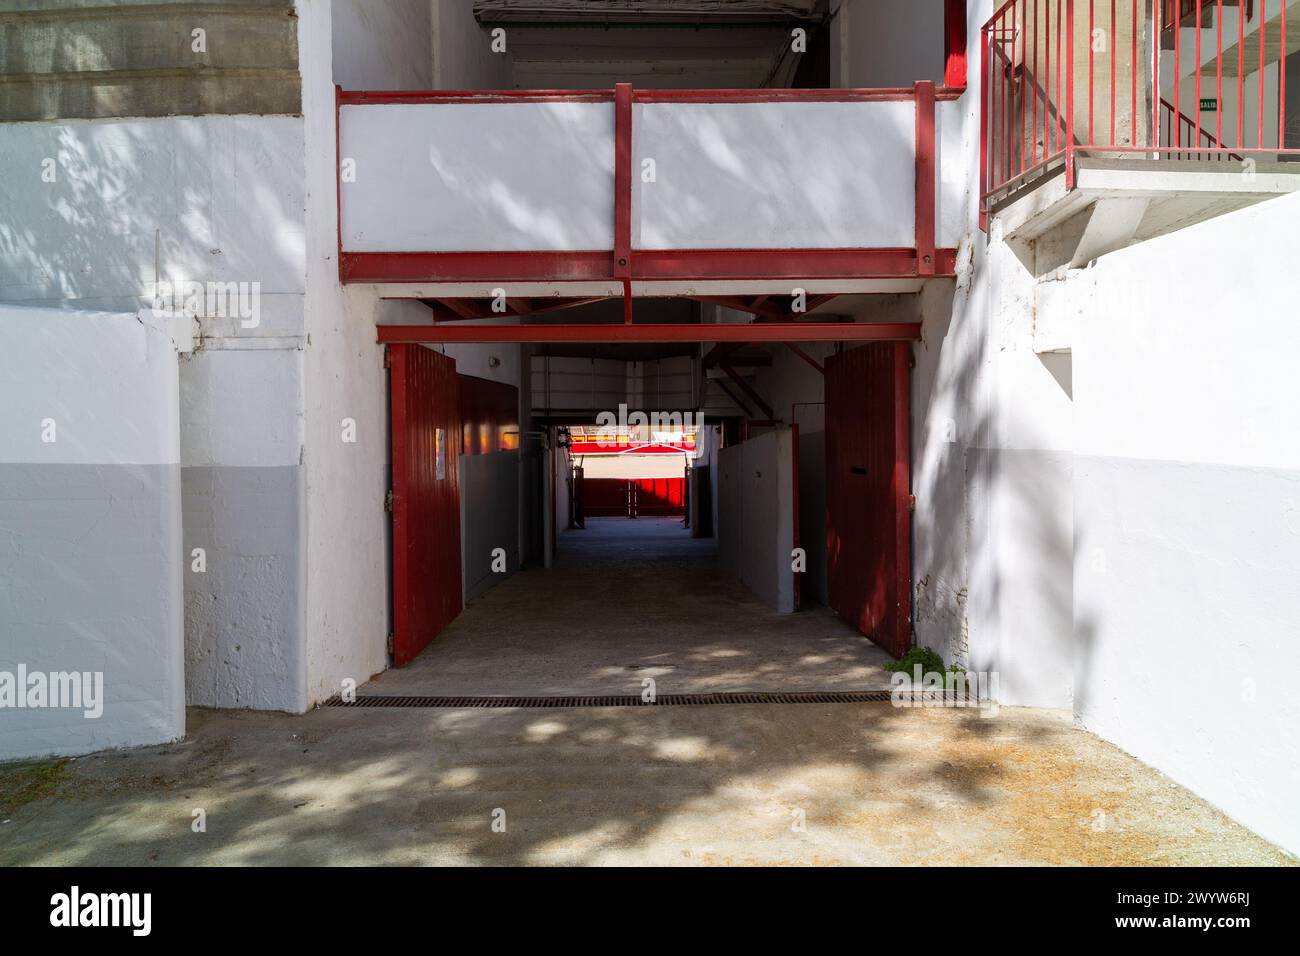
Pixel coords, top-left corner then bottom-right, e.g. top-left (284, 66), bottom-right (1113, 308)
top-left (1259, 1), bottom-right (1267, 149)
top-left (980, 20), bottom-right (990, 229)
top-left (1110, 0), bottom-right (1117, 146)
top-left (1066, 0), bottom-right (1076, 188)
top-left (1282, 1), bottom-right (1288, 150)
top-left (914, 80), bottom-right (937, 276)
top-left (1194, 0), bottom-right (1203, 150)
top-left (1215, 0), bottom-right (1224, 147)
top-left (613, 82), bottom-right (633, 323)
top-left (1088, 0), bottom-right (1095, 146)
top-left (1153, 0), bottom-right (1162, 152)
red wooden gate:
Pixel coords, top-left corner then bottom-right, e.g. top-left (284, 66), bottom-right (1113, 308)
top-left (581, 477), bottom-right (684, 517)
top-left (389, 343), bottom-right (462, 666)
top-left (825, 342), bottom-right (912, 658)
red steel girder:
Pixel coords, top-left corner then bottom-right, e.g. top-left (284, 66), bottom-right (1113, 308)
top-left (377, 323), bottom-right (920, 344)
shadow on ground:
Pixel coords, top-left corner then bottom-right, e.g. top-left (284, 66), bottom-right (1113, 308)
top-left (0, 698), bottom-right (1292, 866)
top-left (369, 516), bottom-right (897, 697)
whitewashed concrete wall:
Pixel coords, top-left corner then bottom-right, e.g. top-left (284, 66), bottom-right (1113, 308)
top-left (0, 306), bottom-right (186, 759)
top-left (871, 0), bottom-right (1078, 710)
top-left (1068, 191), bottom-right (1300, 856)
top-left (908, 0), bottom-right (1299, 854)
top-left (432, 0), bottom-right (514, 89)
top-left (461, 449), bottom-right (521, 601)
top-left (302, 0), bottom-right (527, 703)
top-left (0, 110), bottom-right (310, 713)
top-left (532, 355), bottom-right (627, 413)
top-left (752, 341), bottom-right (839, 605)
top-left (302, 0), bottom-right (396, 706)
top-left (719, 429), bottom-right (796, 613)
top-left (332, 0), bottom-right (431, 90)
top-left (833, 0), bottom-right (945, 89)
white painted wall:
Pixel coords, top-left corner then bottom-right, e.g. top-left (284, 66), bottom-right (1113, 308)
top-left (301, 0), bottom-right (406, 706)
top-left (581, 455), bottom-right (688, 480)
top-left (432, 0), bottom-right (514, 90)
top-left (911, 0), bottom-right (1300, 855)
top-left (302, 0), bottom-right (529, 704)
top-left (0, 306), bottom-right (186, 758)
top-left (719, 429), bottom-right (796, 613)
top-left (0, 109), bottom-right (311, 713)
top-left (1069, 191), bottom-right (1300, 856)
top-left (332, 0), bottom-right (431, 90)
top-left (833, 0), bottom-right (945, 88)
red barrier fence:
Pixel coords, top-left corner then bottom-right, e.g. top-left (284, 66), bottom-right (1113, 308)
top-left (980, 0), bottom-right (1295, 223)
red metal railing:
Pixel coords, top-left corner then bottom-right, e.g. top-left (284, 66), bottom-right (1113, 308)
top-left (980, 0), bottom-right (1294, 224)
top-left (1161, 97), bottom-right (1240, 159)
top-left (341, 83), bottom-right (963, 290)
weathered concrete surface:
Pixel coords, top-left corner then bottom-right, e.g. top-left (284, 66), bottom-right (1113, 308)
top-left (0, 703), bottom-right (1292, 866)
top-left (366, 516), bottom-right (896, 697)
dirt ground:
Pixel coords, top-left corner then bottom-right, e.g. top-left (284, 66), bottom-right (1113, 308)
top-left (1, 702), bottom-right (1292, 866)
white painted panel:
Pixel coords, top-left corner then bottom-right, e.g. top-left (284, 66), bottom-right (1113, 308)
top-left (633, 101), bottom-right (916, 249)
top-left (340, 102), bottom-right (615, 251)
top-left (0, 306), bottom-right (181, 466)
top-left (0, 305), bottom-right (185, 760)
top-left (936, 98), bottom-right (967, 248)
top-left (718, 429), bottom-right (795, 612)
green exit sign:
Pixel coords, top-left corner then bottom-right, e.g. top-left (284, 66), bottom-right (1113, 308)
top-left (1200, 97), bottom-right (1218, 111)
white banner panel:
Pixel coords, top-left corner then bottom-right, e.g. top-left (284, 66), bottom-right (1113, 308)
top-left (632, 100), bottom-right (917, 250)
top-left (341, 102), bottom-right (615, 252)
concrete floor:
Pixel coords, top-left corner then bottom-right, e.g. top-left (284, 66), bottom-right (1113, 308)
top-left (1, 703), bottom-right (1292, 865)
top-left (2, 517), bottom-right (1291, 865)
top-left (367, 517), bottom-right (897, 697)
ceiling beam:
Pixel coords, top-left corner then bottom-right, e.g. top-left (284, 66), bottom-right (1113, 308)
top-left (691, 293), bottom-right (840, 320)
top-left (379, 322), bottom-right (919, 344)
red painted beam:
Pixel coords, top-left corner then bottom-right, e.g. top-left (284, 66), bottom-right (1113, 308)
top-left (914, 80), bottom-right (937, 277)
top-left (340, 87), bottom-right (966, 105)
top-left (634, 248), bottom-right (952, 280)
top-left (378, 323), bottom-right (920, 344)
top-left (343, 251), bottom-right (614, 283)
top-left (342, 249), bottom-right (958, 284)
top-left (944, 0), bottom-right (969, 90)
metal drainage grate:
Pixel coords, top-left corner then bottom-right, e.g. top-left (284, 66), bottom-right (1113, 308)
top-left (325, 690), bottom-right (979, 709)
